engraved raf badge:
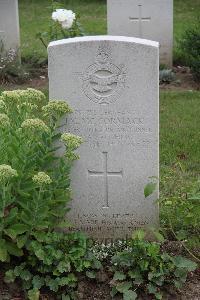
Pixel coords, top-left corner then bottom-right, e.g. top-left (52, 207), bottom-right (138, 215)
top-left (82, 45), bottom-right (126, 105)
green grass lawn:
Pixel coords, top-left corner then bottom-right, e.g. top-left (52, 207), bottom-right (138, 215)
top-left (159, 91), bottom-right (200, 250)
top-left (160, 91), bottom-right (200, 173)
top-left (19, 0), bottom-right (200, 62)
top-left (160, 91), bottom-right (200, 195)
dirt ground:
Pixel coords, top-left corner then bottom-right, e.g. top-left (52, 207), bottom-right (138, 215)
top-left (160, 66), bottom-right (200, 91)
top-left (0, 268), bottom-right (200, 300)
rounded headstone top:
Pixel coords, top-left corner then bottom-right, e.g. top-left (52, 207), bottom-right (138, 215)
top-left (48, 35), bottom-right (159, 50)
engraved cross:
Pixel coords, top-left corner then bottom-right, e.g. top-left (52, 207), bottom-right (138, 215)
top-left (129, 4), bottom-right (151, 38)
top-left (88, 152), bottom-right (123, 208)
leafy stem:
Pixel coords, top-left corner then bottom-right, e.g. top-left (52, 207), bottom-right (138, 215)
top-left (29, 186), bottom-right (43, 236)
top-left (0, 185), bottom-right (6, 238)
top-left (39, 37), bottom-right (47, 49)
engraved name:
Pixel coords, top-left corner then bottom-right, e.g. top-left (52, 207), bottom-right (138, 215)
top-left (62, 109), bottom-right (153, 149)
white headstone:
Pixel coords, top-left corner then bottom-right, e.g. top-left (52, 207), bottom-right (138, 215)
top-left (48, 36), bottom-right (159, 242)
top-left (0, 30), bottom-right (5, 49)
top-left (0, 0), bottom-right (20, 53)
top-left (107, 0), bottom-right (173, 67)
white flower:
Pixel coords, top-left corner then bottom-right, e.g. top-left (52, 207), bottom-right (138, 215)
top-left (52, 9), bottom-right (76, 29)
top-left (61, 18), bottom-right (74, 29)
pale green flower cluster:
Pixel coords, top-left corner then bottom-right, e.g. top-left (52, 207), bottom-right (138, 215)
top-left (21, 118), bottom-right (50, 135)
top-left (65, 151), bottom-right (80, 161)
top-left (61, 133), bottom-right (83, 161)
top-left (61, 133), bottom-right (83, 151)
top-left (1, 89), bottom-right (46, 110)
top-left (32, 172), bottom-right (52, 186)
top-left (1, 90), bottom-right (21, 105)
top-left (42, 100), bottom-right (72, 117)
top-left (19, 88), bottom-right (46, 106)
top-left (0, 113), bottom-right (10, 129)
top-left (0, 164), bottom-right (18, 184)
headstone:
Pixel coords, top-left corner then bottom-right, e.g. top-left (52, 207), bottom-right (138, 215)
top-left (48, 36), bottom-right (159, 242)
top-left (107, 0), bottom-right (173, 67)
top-left (0, 0), bottom-right (20, 54)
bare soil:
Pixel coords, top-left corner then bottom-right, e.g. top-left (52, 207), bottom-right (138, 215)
top-left (0, 268), bottom-right (200, 300)
top-left (160, 66), bottom-right (200, 91)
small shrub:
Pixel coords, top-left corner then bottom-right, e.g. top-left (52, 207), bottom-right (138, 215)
top-left (5, 231), bottom-right (101, 299)
top-left (0, 46), bottom-right (29, 83)
top-left (179, 20), bottom-right (200, 81)
top-left (159, 69), bottom-right (176, 84)
top-left (110, 230), bottom-right (197, 300)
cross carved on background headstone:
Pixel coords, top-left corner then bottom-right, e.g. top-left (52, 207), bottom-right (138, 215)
top-left (129, 4), bottom-right (151, 38)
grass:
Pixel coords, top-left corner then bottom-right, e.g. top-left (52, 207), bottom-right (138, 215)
top-left (160, 91), bottom-right (200, 177)
top-left (159, 91), bottom-right (200, 252)
top-left (19, 0), bottom-right (200, 62)
top-left (160, 91), bottom-right (200, 196)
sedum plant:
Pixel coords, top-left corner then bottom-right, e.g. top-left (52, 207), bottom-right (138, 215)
top-left (0, 88), bottom-right (79, 259)
top-left (0, 88), bottom-right (101, 299)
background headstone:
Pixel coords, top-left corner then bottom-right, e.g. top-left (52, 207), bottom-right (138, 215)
top-left (48, 36), bottom-right (159, 242)
top-left (107, 0), bottom-right (173, 67)
top-left (0, 0), bottom-right (20, 54)
top-left (0, 30), bottom-right (5, 50)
